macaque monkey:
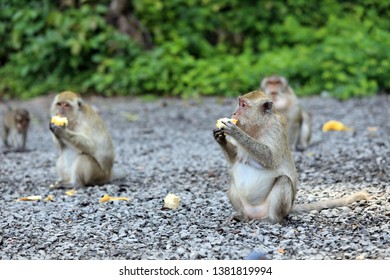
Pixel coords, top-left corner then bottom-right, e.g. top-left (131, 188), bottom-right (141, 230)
top-left (50, 91), bottom-right (115, 188)
top-left (213, 90), bottom-right (369, 223)
top-left (260, 75), bottom-right (311, 150)
top-left (2, 108), bottom-right (30, 152)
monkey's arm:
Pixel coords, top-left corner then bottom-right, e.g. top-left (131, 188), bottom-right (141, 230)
top-left (298, 110), bottom-right (312, 150)
top-left (50, 124), bottom-right (96, 155)
top-left (52, 134), bottom-right (66, 150)
top-left (286, 105), bottom-right (303, 149)
top-left (222, 121), bottom-right (280, 169)
top-left (2, 126), bottom-right (10, 147)
top-left (213, 129), bottom-right (237, 163)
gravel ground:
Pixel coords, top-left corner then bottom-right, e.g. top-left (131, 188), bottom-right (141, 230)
top-left (0, 94), bottom-right (389, 260)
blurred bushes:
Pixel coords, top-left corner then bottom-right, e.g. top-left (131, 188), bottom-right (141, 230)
top-left (0, 0), bottom-right (389, 99)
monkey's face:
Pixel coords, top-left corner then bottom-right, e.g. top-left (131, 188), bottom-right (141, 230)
top-left (232, 91), bottom-right (273, 128)
top-left (15, 112), bottom-right (30, 132)
top-left (51, 92), bottom-right (82, 123)
top-left (263, 78), bottom-right (289, 111)
top-left (265, 80), bottom-right (285, 98)
top-left (232, 97), bottom-right (246, 118)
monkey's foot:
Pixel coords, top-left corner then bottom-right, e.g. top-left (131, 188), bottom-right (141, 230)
top-left (295, 144), bottom-right (307, 152)
top-left (228, 214), bottom-right (250, 224)
top-left (14, 148), bottom-right (29, 153)
top-left (49, 181), bottom-right (77, 189)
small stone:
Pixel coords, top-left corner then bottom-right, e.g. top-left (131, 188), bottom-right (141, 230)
top-left (177, 247), bottom-right (186, 255)
top-left (283, 229), bottom-right (295, 238)
top-left (356, 254), bottom-right (366, 260)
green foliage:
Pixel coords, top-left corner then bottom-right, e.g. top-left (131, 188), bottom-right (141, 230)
top-left (1, 0), bottom-right (389, 99)
top-left (0, 1), bottom-right (141, 98)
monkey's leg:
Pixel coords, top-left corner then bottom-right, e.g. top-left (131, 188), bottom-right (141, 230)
top-left (288, 122), bottom-right (300, 150)
top-left (70, 154), bottom-right (108, 187)
top-left (265, 175), bottom-right (295, 224)
top-left (10, 130), bottom-right (24, 151)
top-left (55, 152), bottom-right (71, 184)
top-left (298, 111), bottom-right (311, 150)
top-left (20, 133), bottom-right (27, 152)
top-left (14, 135), bottom-right (26, 152)
top-left (225, 188), bottom-right (250, 223)
top-left (2, 126), bottom-right (10, 148)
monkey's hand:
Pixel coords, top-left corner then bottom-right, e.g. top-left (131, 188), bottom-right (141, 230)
top-left (49, 122), bottom-right (66, 137)
top-left (213, 128), bottom-right (226, 145)
top-left (221, 119), bottom-right (240, 138)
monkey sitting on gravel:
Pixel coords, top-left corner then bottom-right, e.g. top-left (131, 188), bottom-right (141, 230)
top-left (49, 91), bottom-right (117, 188)
top-left (213, 90), bottom-right (369, 224)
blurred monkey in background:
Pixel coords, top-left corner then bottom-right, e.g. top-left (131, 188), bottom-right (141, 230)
top-left (260, 75), bottom-right (312, 150)
top-left (2, 107), bottom-right (30, 152)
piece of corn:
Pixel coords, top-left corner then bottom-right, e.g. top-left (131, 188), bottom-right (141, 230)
top-left (51, 116), bottom-right (68, 126)
top-left (100, 194), bottom-right (111, 203)
top-left (65, 189), bottom-right (77, 196)
top-left (100, 194), bottom-right (130, 203)
top-left (17, 195), bottom-right (42, 201)
top-left (164, 193), bottom-right (180, 210)
top-left (216, 118), bottom-right (238, 129)
top-left (322, 120), bottom-right (352, 132)
top-left (277, 248), bottom-right (286, 254)
top-left (44, 195), bottom-right (55, 202)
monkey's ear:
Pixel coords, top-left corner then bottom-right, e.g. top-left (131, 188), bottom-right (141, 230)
top-left (263, 101), bottom-right (273, 113)
top-left (77, 99), bottom-right (83, 110)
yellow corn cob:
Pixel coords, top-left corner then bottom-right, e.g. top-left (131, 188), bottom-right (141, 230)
top-left (322, 120), bottom-right (352, 132)
top-left (45, 195), bottom-right (55, 202)
top-left (216, 118), bottom-right (238, 129)
top-left (17, 195), bottom-right (42, 201)
top-left (51, 116), bottom-right (68, 126)
top-left (100, 194), bottom-right (130, 203)
top-left (65, 189), bottom-right (77, 196)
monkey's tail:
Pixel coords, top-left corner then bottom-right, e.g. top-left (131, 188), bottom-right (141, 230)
top-left (291, 191), bottom-right (370, 214)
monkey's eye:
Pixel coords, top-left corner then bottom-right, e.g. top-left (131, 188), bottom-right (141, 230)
top-left (64, 103), bottom-right (70, 108)
top-left (240, 101), bottom-right (247, 108)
